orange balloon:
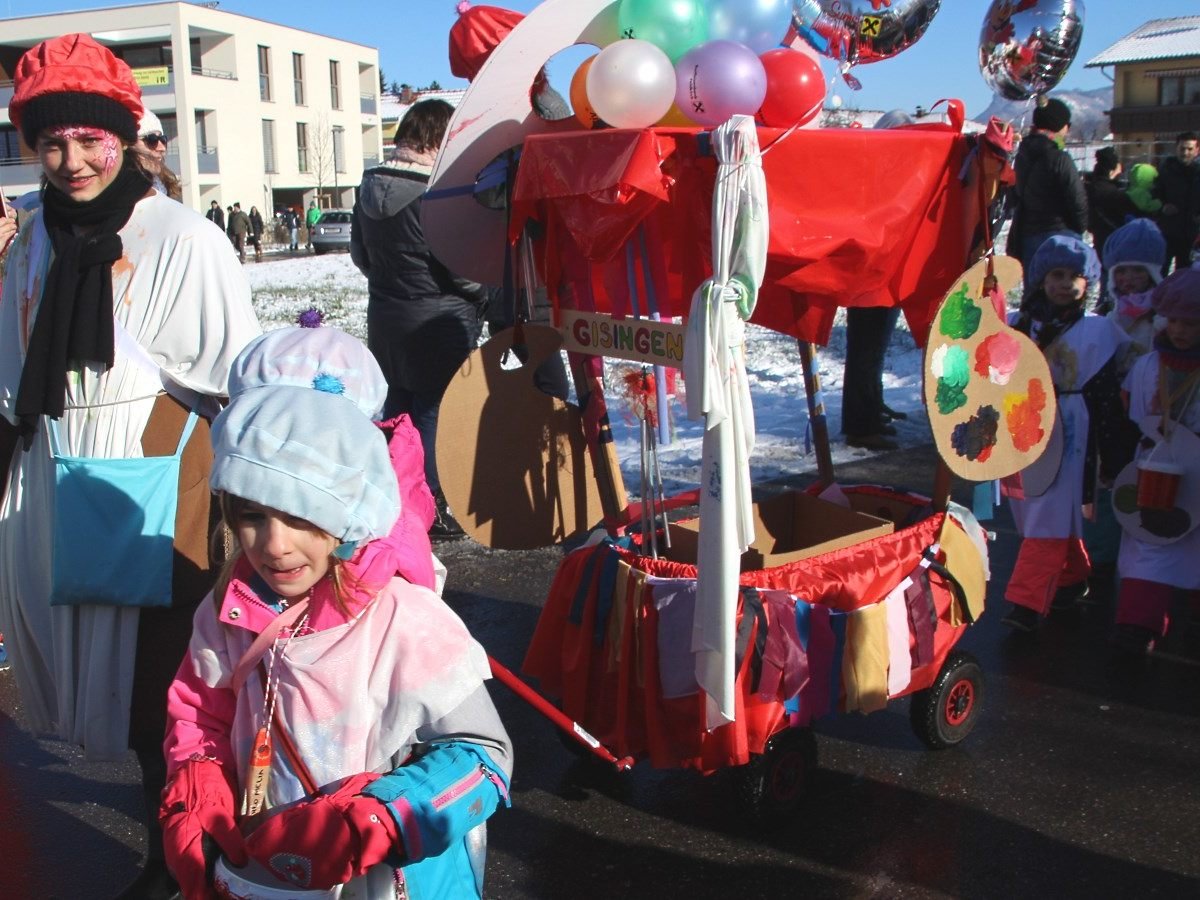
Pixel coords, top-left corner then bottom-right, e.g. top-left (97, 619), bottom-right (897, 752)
top-left (656, 103), bottom-right (695, 127)
top-left (569, 55), bottom-right (601, 129)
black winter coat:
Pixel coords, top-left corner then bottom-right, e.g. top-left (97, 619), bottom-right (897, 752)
top-left (1153, 155), bottom-right (1200, 242)
top-left (351, 163), bottom-right (488, 397)
top-left (1008, 132), bottom-right (1087, 254)
top-left (1086, 174), bottom-right (1137, 261)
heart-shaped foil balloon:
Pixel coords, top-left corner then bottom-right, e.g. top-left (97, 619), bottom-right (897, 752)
top-left (978, 0), bottom-right (1086, 101)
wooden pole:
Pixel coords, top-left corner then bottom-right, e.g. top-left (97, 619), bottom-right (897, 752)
top-left (798, 339), bottom-right (836, 487)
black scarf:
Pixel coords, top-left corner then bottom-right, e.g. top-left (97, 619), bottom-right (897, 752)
top-left (1013, 291), bottom-right (1085, 350)
top-left (14, 163), bottom-right (150, 439)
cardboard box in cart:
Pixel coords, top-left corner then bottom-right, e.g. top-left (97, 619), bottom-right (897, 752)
top-left (666, 491), bottom-right (894, 571)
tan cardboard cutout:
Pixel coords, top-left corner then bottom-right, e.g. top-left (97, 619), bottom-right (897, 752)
top-left (436, 325), bottom-right (604, 549)
top-left (923, 257), bottom-right (1057, 481)
top-left (424, 0), bottom-right (621, 287)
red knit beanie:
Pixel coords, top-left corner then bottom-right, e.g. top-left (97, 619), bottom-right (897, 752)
top-left (9, 34), bottom-right (143, 147)
top-left (448, 1), bottom-right (525, 82)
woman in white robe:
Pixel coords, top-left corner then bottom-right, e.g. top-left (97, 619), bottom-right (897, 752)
top-left (0, 33), bottom-right (260, 900)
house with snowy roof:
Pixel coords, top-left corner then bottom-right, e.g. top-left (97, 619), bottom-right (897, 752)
top-left (1086, 15), bottom-right (1200, 160)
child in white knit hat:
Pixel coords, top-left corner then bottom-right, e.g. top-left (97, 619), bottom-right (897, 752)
top-left (1103, 218), bottom-right (1167, 376)
top-left (160, 331), bottom-right (510, 899)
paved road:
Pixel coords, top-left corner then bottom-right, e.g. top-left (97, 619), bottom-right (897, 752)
top-left (2, 444), bottom-right (1198, 898)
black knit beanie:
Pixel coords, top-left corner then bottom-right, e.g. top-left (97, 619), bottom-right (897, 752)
top-left (17, 90), bottom-right (138, 147)
top-left (1032, 98), bottom-right (1071, 134)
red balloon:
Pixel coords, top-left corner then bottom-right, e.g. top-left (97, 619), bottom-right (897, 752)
top-left (757, 48), bottom-right (825, 128)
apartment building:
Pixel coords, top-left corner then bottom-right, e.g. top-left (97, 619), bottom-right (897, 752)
top-left (0, 1), bottom-right (382, 213)
top-left (1086, 16), bottom-right (1200, 162)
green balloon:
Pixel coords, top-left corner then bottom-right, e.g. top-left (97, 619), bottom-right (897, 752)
top-left (617, 0), bottom-right (709, 63)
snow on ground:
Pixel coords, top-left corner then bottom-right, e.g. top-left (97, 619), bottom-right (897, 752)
top-left (244, 252), bottom-right (930, 496)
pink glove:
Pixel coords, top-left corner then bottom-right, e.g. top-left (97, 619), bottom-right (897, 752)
top-left (160, 758), bottom-right (247, 900)
top-left (244, 773), bottom-right (401, 890)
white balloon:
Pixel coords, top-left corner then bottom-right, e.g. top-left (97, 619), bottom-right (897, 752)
top-left (586, 39), bottom-right (676, 129)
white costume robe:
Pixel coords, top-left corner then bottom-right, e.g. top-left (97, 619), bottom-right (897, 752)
top-left (1008, 313), bottom-right (1128, 539)
top-left (0, 191), bottom-right (261, 759)
top-left (1117, 351), bottom-right (1200, 590)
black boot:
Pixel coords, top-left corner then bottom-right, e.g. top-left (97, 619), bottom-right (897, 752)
top-left (112, 858), bottom-right (179, 900)
top-left (430, 488), bottom-right (466, 540)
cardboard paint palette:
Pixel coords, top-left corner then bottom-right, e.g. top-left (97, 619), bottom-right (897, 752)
top-left (923, 257), bottom-right (1057, 481)
top-left (436, 325), bottom-right (604, 550)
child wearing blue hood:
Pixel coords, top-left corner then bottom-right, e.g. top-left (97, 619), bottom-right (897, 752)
top-left (1001, 236), bottom-right (1138, 631)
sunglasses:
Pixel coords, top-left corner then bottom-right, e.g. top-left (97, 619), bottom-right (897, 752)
top-left (142, 134), bottom-right (169, 149)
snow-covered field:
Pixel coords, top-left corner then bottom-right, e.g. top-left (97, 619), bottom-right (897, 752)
top-left (244, 252), bottom-right (931, 496)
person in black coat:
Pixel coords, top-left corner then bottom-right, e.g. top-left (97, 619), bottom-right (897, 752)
top-left (1005, 98), bottom-right (1088, 274)
top-left (205, 199), bottom-right (224, 231)
top-left (351, 99), bottom-right (488, 538)
top-left (1153, 131), bottom-right (1200, 274)
top-left (1087, 146), bottom-right (1138, 313)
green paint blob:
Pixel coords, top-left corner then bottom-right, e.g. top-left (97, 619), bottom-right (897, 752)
top-left (935, 345), bottom-right (971, 415)
top-left (939, 282), bottom-right (982, 340)
top-left (1113, 483), bottom-right (1140, 514)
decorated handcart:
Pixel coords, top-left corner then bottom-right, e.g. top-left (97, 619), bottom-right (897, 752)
top-left (423, 0), bottom-right (1064, 817)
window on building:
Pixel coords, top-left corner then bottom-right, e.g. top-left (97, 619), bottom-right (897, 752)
top-left (329, 60), bottom-right (341, 110)
top-left (297, 122), bottom-right (310, 172)
top-left (0, 127), bottom-right (23, 162)
top-left (293, 52), bottom-right (305, 106)
top-left (1159, 74), bottom-right (1200, 106)
top-left (333, 126), bottom-right (345, 173)
top-left (258, 45), bottom-right (272, 101)
top-left (262, 119), bottom-right (277, 173)
top-left (194, 111), bottom-right (209, 149)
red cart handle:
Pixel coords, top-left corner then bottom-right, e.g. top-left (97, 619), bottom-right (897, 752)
top-left (487, 656), bottom-right (635, 772)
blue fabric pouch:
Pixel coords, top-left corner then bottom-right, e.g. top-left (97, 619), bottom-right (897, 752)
top-left (48, 411), bottom-right (198, 608)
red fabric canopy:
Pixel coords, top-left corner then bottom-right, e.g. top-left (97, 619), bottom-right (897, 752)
top-left (509, 122), bottom-right (982, 345)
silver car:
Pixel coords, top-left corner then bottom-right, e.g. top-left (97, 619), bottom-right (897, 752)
top-left (310, 209), bottom-right (352, 254)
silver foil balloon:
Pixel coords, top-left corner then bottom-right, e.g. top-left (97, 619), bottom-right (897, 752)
top-left (791, 0), bottom-right (942, 67)
top-left (978, 0), bottom-right (1086, 101)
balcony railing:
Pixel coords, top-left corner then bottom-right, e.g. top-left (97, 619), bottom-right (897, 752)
top-left (191, 66), bottom-right (236, 80)
top-left (360, 93), bottom-right (377, 115)
top-left (196, 146), bottom-right (220, 175)
top-left (363, 155), bottom-right (380, 169)
top-left (0, 157), bottom-right (45, 187)
top-left (1109, 103), bottom-right (1200, 134)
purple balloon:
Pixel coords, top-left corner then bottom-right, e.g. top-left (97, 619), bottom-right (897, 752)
top-left (675, 40), bottom-right (769, 128)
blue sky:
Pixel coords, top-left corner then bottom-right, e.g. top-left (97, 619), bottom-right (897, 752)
top-left (5, 1), bottom-right (1197, 118)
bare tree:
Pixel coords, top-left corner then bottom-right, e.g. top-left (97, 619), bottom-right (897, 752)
top-left (308, 113), bottom-right (336, 207)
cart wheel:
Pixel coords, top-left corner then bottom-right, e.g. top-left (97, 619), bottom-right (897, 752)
top-left (910, 650), bottom-right (984, 750)
top-left (733, 727), bottom-right (817, 822)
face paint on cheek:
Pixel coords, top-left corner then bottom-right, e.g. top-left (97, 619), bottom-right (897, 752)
top-left (100, 134), bottom-right (120, 174)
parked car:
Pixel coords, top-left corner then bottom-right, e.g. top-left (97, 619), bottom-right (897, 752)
top-left (310, 209), bottom-right (352, 254)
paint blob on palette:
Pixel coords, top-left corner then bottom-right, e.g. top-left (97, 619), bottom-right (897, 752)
top-left (923, 257), bottom-right (1057, 481)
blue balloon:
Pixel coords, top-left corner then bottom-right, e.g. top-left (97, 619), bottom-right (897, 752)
top-left (708, 0), bottom-right (794, 55)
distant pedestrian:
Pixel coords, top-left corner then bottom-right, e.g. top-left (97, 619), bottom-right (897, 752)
top-left (248, 205), bottom-right (264, 260)
top-left (306, 198), bottom-right (321, 249)
top-left (229, 202), bottom-right (250, 262)
top-left (205, 199), bottom-right (224, 231)
top-left (1154, 131), bottom-right (1200, 274)
top-left (285, 207), bottom-right (300, 250)
top-left (1005, 97), bottom-right (1088, 276)
top-left (225, 205), bottom-right (235, 245)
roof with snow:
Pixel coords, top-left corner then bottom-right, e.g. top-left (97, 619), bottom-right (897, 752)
top-left (1086, 16), bottom-right (1200, 67)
